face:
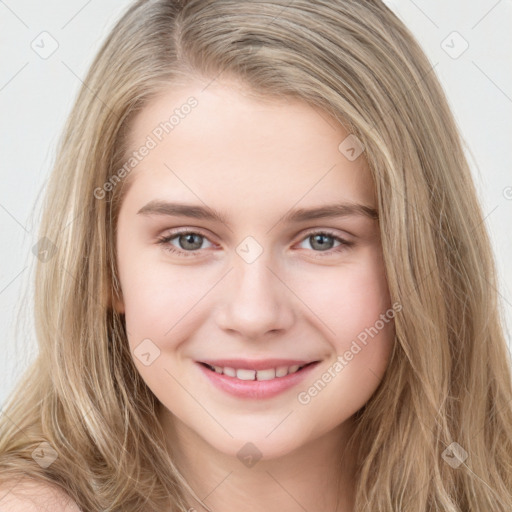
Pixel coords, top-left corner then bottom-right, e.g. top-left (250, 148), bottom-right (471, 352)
top-left (114, 79), bottom-right (395, 461)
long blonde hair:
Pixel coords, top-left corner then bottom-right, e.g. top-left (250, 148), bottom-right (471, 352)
top-left (1, 0), bottom-right (511, 510)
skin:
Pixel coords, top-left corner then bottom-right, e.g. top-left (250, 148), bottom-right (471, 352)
top-left (114, 78), bottom-right (395, 512)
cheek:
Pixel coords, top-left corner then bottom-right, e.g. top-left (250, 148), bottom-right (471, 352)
top-left (297, 249), bottom-right (394, 387)
top-left (333, 254), bottom-right (394, 391)
top-left (294, 256), bottom-right (394, 417)
top-left (117, 242), bottom-right (211, 344)
top-left (296, 249), bottom-right (391, 343)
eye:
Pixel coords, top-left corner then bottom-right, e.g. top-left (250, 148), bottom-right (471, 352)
top-left (156, 228), bottom-right (353, 258)
top-left (156, 229), bottom-right (215, 257)
top-left (296, 230), bottom-right (353, 257)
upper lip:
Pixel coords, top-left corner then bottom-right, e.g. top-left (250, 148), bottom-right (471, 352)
top-left (198, 358), bottom-right (319, 370)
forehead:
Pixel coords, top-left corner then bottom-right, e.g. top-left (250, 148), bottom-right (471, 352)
top-left (120, 79), bottom-right (375, 216)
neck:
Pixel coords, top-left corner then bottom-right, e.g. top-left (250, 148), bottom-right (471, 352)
top-left (158, 406), bottom-right (358, 512)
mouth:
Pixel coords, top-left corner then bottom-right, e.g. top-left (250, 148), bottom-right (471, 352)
top-left (198, 360), bottom-right (319, 381)
top-left (196, 359), bottom-right (321, 399)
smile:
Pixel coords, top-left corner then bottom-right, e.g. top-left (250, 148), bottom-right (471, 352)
top-left (196, 359), bottom-right (321, 399)
top-left (200, 362), bottom-right (316, 381)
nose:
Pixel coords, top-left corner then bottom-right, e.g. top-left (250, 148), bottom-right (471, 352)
top-left (215, 252), bottom-right (295, 340)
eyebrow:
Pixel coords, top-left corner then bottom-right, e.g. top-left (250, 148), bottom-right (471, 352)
top-left (137, 200), bottom-right (378, 225)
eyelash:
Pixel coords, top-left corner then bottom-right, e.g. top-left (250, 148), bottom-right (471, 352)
top-left (155, 228), bottom-right (354, 258)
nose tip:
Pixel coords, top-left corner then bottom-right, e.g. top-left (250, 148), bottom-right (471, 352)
top-left (214, 257), bottom-right (294, 339)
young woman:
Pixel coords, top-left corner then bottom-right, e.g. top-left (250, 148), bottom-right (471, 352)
top-left (1, 1), bottom-right (511, 511)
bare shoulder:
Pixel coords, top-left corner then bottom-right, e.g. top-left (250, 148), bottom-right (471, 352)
top-left (0, 478), bottom-right (81, 511)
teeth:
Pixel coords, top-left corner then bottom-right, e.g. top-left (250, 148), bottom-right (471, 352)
top-left (276, 366), bottom-right (289, 377)
top-left (236, 369), bottom-right (256, 380)
top-left (206, 363), bottom-right (308, 380)
top-left (256, 368), bottom-right (276, 381)
top-left (223, 366), bottom-right (236, 377)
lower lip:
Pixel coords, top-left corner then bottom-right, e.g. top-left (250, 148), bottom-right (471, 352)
top-left (196, 362), bottom-right (319, 399)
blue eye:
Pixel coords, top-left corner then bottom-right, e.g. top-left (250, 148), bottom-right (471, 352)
top-left (298, 232), bottom-right (345, 252)
top-left (156, 229), bottom-right (353, 258)
top-left (156, 230), bottom-right (214, 257)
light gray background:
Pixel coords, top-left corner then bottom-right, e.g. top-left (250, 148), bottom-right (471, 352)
top-left (1, 0), bottom-right (511, 406)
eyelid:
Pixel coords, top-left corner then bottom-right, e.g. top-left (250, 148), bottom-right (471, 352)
top-left (159, 226), bottom-right (217, 242)
top-left (299, 226), bottom-right (352, 241)
top-left (159, 226), bottom-right (218, 247)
